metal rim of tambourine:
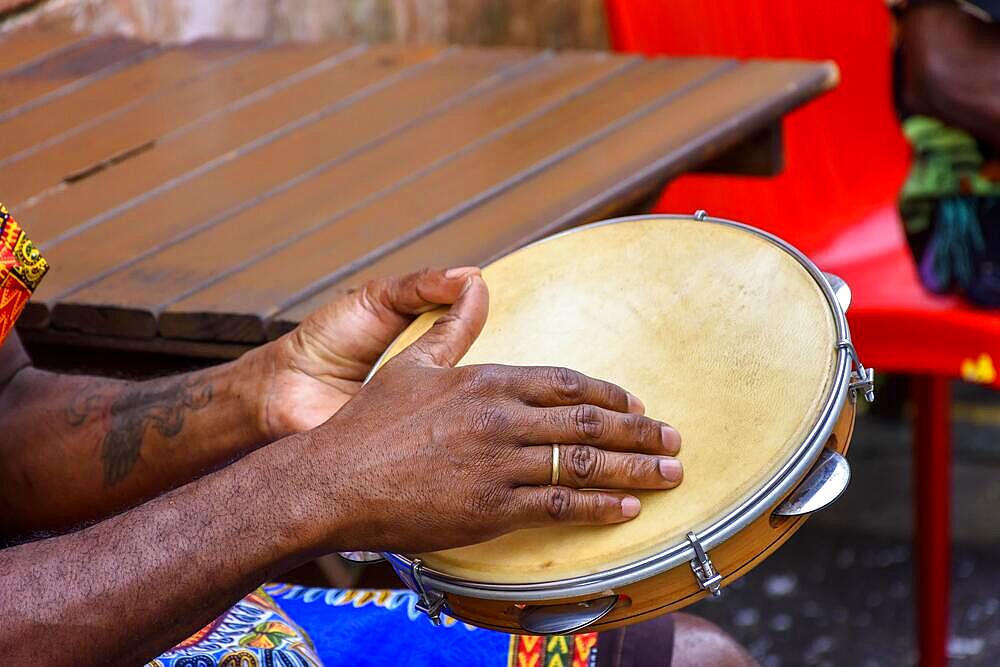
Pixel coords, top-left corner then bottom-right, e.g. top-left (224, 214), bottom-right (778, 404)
top-left (343, 212), bottom-right (867, 602)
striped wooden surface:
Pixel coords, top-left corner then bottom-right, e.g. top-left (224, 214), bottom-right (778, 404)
top-left (3, 23), bottom-right (838, 357)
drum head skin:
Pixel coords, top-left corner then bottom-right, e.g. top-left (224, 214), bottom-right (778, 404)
top-left (378, 217), bottom-right (838, 584)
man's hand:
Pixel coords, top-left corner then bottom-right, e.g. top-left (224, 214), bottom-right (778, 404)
top-left (0, 267), bottom-right (481, 536)
top-left (0, 272), bottom-right (683, 666)
top-left (254, 267), bottom-right (482, 439)
top-left (291, 274), bottom-right (683, 555)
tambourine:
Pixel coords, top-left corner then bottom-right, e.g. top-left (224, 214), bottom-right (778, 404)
top-left (345, 213), bottom-right (872, 635)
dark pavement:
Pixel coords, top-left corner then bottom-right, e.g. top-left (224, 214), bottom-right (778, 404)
top-left (691, 530), bottom-right (998, 665)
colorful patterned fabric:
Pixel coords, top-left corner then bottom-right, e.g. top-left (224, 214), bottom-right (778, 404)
top-left (158, 585), bottom-right (599, 667)
top-left (508, 634), bottom-right (598, 667)
top-left (265, 585), bottom-right (598, 667)
top-left (0, 203), bottom-right (49, 345)
top-left (149, 588), bottom-right (322, 667)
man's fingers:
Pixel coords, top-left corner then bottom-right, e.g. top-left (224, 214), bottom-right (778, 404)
top-left (398, 275), bottom-right (489, 368)
top-left (366, 266), bottom-right (482, 317)
top-left (514, 445), bottom-right (682, 490)
top-left (515, 405), bottom-right (680, 455)
top-left (511, 366), bottom-right (644, 415)
top-left (508, 486), bottom-right (641, 528)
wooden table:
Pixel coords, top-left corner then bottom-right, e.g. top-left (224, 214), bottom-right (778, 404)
top-left (3, 22), bottom-right (837, 360)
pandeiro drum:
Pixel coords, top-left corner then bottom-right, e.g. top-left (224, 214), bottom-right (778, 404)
top-left (350, 213), bottom-right (873, 635)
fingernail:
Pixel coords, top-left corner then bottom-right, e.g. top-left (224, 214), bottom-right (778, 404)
top-left (621, 496), bottom-right (641, 518)
top-left (660, 425), bottom-right (681, 454)
top-left (626, 392), bottom-right (645, 415)
top-left (445, 266), bottom-right (480, 280)
top-left (458, 276), bottom-right (476, 296)
top-left (658, 458), bottom-right (683, 483)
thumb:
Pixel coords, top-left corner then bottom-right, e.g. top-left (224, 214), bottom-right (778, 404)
top-left (398, 275), bottom-right (489, 368)
top-left (367, 266), bottom-right (481, 316)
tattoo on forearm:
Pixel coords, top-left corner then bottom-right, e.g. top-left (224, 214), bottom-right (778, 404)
top-left (65, 376), bottom-right (213, 486)
top-left (65, 389), bottom-right (105, 427)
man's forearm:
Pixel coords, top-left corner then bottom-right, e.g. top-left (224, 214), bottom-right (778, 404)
top-left (0, 431), bottom-right (319, 667)
top-left (0, 341), bottom-right (273, 538)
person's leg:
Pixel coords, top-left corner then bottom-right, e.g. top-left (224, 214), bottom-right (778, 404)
top-left (597, 612), bottom-right (756, 667)
top-left (672, 613), bottom-right (757, 666)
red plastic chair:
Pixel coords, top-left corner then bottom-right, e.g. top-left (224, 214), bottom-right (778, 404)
top-left (604, 1), bottom-right (1000, 665)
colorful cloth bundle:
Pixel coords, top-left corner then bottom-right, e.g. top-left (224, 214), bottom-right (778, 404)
top-left (898, 117), bottom-right (1000, 306)
top-left (0, 203), bottom-right (48, 345)
top-left (889, 0), bottom-right (1000, 307)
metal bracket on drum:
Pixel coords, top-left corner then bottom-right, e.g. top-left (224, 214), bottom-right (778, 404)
top-left (411, 559), bottom-right (447, 625)
top-left (693, 209), bottom-right (709, 221)
top-left (686, 532), bottom-right (723, 596)
top-left (836, 340), bottom-right (875, 403)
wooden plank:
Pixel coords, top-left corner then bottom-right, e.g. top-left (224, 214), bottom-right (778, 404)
top-left (21, 44), bottom-right (396, 242)
top-left (156, 57), bottom-right (731, 343)
top-left (6, 39), bottom-right (350, 212)
top-left (0, 36), bottom-right (154, 119)
top-left (0, 40), bottom-right (253, 176)
top-left (12, 45), bottom-right (392, 241)
top-left (21, 44), bottom-right (436, 323)
top-left (269, 60), bottom-right (838, 338)
top-left (24, 48), bottom-right (525, 330)
top-left (0, 25), bottom-right (89, 74)
top-left (17, 45), bottom-right (364, 240)
top-left (52, 53), bottom-right (635, 337)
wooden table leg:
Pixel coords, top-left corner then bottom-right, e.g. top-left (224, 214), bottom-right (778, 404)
top-left (912, 375), bottom-right (951, 667)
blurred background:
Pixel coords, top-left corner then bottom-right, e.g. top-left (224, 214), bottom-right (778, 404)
top-left (3, 1), bottom-right (999, 665)
top-left (1, 0), bottom-right (610, 47)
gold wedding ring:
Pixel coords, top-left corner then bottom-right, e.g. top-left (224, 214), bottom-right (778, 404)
top-left (550, 444), bottom-right (560, 486)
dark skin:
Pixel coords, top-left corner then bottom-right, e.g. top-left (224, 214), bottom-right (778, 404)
top-left (0, 267), bottom-right (685, 666)
top-left (898, 1), bottom-right (1000, 151)
top-left (0, 341), bottom-right (264, 536)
